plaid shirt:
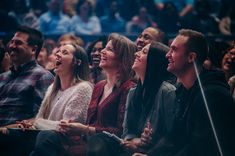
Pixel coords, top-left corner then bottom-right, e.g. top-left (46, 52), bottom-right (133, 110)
top-left (0, 60), bottom-right (54, 126)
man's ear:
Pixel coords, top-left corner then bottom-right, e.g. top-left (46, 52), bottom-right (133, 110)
top-left (32, 45), bottom-right (37, 57)
top-left (188, 52), bottom-right (197, 63)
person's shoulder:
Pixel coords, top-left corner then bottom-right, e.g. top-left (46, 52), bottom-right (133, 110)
top-left (0, 71), bottom-right (11, 82)
top-left (161, 81), bottom-right (176, 92)
top-left (120, 80), bottom-right (136, 90)
top-left (90, 15), bottom-right (100, 21)
top-left (75, 81), bottom-right (94, 90)
top-left (32, 64), bottom-right (54, 79)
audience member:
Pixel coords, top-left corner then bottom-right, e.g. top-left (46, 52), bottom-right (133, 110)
top-left (126, 6), bottom-right (157, 34)
top-left (0, 43), bottom-right (10, 74)
top-left (134, 29), bottom-right (235, 156)
top-left (136, 27), bottom-right (165, 51)
top-left (0, 10), bottom-right (19, 33)
top-left (58, 33), bottom-right (85, 47)
top-left (29, 0), bottom-right (48, 17)
top-left (63, 0), bottom-right (79, 18)
top-left (0, 26), bottom-right (54, 127)
top-left (221, 43), bottom-right (235, 100)
top-left (45, 46), bottom-right (58, 74)
top-left (100, 0), bottom-right (126, 33)
top-left (86, 41), bottom-right (175, 156)
top-left (154, 0), bottom-right (194, 21)
top-left (37, 39), bottom-right (57, 68)
top-left (29, 33), bottom-right (136, 156)
top-left (219, 0), bottom-right (235, 35)
top-left (203, 40), bottom-right (230, 70)
top-left (70, 0), bottom-right (101, 35)
top-left (8, 0), bottom-right (39, 29)
top-left (44, 33), bottom-right (85, 74)
top-left (0, 44), bottom-right (93, 155)
top-left (38, 0), bottom-right (71, 34)
top-left (86, 36), bottom-right (107, 84)
top-left (190, 0), bottom-right (220, 34)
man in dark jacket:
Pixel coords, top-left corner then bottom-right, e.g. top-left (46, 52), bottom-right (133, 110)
top-left (134, 29), bottom-right (235, 156)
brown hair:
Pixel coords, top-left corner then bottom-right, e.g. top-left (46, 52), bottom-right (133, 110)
top-left (37, 44), bottom-right (90, 119)
top-left (108, 33), bottom-right (137, 85)
top-left (178, 29), bottom-right (208, 65)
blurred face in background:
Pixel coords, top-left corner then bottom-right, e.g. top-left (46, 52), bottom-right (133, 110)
top-left (45, 47), bottom-right (58, 70)
top-left (136, 27), bottom-right (162, 51)
top-left (91, 41), bottom-right (103, 67)
top-left (37, 48), bottom-right (48, 68)
top-left (222, 47), bottom-right (235, 72)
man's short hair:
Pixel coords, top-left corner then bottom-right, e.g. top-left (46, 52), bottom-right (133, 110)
top-left (16, 25), bottom-right (44, 59)
top-left (179, 29), bottom-right (208, 65)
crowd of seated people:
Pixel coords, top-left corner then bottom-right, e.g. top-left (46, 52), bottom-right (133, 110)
top-left (0, 2), bottom-right (235, 154)
top-left (1, 0), bottom-right (235, 35)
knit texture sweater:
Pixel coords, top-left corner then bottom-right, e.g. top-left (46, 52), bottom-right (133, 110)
top-left (34, 81), bottom-right (93, 130)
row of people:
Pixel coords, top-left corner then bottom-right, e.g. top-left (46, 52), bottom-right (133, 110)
top-left (1, 0), bottom-right (235, 35)
top-left (0, 25), bottom-right (234, 156)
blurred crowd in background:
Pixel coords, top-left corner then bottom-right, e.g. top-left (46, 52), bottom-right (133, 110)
top-left (0, 0), bottom-right (235, 36)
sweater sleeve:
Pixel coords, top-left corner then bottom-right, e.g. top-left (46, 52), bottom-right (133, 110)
top-left (63, 82), bottom-right (93, 124)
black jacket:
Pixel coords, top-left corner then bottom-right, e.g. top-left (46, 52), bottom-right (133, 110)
top-left (148, 70), bottom-right (235, 156)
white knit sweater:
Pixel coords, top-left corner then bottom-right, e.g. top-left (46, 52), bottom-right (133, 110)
top-left (34, 81), bottom-right (93, 130)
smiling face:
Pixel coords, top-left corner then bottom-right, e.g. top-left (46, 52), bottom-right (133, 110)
top-left (54, 44), bottom-right (75, 76)
top-left (222, 48), bottom-right (235, 72)
top-left (136, 27), bottom-right (163, 51)
top-left (91, 41), bottom-right (103, 67)
top-left (166, 35), bottom-right (191, 77)
top-left (132, 44), bottom-right (150, 80)
top-left (99, 40), bottom-right (119, 71)
top-left (8, 32), bottom-right (35, 68)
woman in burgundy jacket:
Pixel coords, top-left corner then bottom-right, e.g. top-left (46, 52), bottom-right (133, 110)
top-left (30, 33), bottom-right (137, 156)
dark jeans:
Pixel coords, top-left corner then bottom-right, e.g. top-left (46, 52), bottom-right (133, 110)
top-left (0, 128), bottom-right (39, 156)
top-left (29, 130), bottom-right (64, 156)
top-left (87, 133), bottom-right (123, 156)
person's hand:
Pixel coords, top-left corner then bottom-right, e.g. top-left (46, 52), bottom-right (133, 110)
top-left (121, 138), bottom-right (142, 152)
top-left (59, 120), bottom-right (87, 135)
top-left (140, 122), bottom-right (153, 146)
top-left (132, 152), bottom-right (147, 156)
top-left (16, 120), bottom-right (35, 131)
top-left (0, 127), bottom-right (9, 135)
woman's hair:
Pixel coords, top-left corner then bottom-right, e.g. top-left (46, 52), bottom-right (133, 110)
top-left (130, 41), bottom-right (170, 132)
top-left (37, 44), bottom-right (90, 119)
top-left (58, 33), bottom-right (85, 47)
top-left (108, 33), bottom-right (137, 85)
top-left (86, 35), bottom-right (107, 65)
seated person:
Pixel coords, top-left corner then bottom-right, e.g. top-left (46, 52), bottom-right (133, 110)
top-left (29, 33), bottom-right (137, 156)
top-left (0, 44), bottom-right (93, 156)
top-left (0, 26), bottom-right (54, 127)
top-left (86, 41), bottom-right (176, 156)
top-left (86, 36), bottom-right (107, 84)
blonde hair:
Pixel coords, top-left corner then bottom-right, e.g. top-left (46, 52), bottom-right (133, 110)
top-left (37, 44), bottom-right (89, 119)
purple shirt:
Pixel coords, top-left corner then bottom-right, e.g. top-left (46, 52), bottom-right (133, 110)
top-left (0, 61), bottom-right (54, 126)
